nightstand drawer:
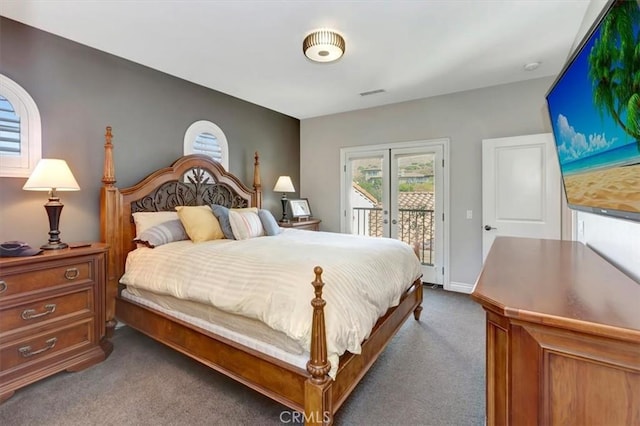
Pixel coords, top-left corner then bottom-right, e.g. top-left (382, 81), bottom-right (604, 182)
top-left (0, 289), bottom-right (93, 335)
top-left (0, 260), bottom-right (93, 298)
top-left (0, 320), bottom-right (94, 372)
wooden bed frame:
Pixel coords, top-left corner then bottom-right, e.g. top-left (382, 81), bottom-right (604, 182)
top-left (99, 126), bottom-right (423, 424)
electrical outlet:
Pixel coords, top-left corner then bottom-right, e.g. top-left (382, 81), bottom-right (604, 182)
top-left (466, 210), bottom-right (473, 219)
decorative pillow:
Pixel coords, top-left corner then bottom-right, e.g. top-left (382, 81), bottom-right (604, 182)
top-left (210, 204), bottom-right (235, 239)
top-left (175, 205), bottom-right (224, 243)
top-left (133, 219), bottom-right (188, 248)
top-left (229, 208), bottom-right (265, 240)
top-left (258, 209), bottom-right (281, 236)
top-left (132, 211), bottom-right (179, 237)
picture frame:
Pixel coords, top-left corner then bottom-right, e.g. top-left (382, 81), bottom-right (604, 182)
top-left (288, 198), bottom-right (312, 219)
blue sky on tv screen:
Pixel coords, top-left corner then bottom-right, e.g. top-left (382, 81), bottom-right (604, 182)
top-left (547, 6), bottom-right (640, 175)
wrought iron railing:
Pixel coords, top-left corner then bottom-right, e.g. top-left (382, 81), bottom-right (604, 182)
top-left (351, 207), bottom-right (435, 265)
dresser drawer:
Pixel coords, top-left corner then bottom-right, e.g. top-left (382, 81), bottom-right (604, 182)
top-left (0, 320), bottom-right (94, 372)
top-left (0, 289), bottom-right (93, 335)
top-left (0, 259), bottom-right (93, 298)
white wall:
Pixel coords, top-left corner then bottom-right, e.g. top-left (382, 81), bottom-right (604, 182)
top-left (300, 77), bottom-right (555, 287)
top-left (577, 213), bottom-right (640, 282)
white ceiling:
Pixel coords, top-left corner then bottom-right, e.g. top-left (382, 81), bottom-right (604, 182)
top-left (1, 0), bottom-right (594, 119)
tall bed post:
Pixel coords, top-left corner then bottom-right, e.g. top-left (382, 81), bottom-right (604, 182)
top-left (253, 151), bottom-right (263, 208)
top-left (305, 267), bottom-right (333, 425)
top-left (100, 126), bottom-right (122, 337)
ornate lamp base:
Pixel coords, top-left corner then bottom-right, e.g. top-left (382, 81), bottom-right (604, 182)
top-left (281, 194), bottom-right (290, 223)
top-left (41, 198), bottom-right (67, 250)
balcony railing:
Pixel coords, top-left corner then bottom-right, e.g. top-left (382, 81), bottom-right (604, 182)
top-left (351, 207), bottom-right (435, 265)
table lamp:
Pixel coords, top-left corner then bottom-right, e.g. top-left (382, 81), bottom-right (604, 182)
top-left (273, 176), bottom-right (295, 222)
top-left (23, 159), bottom-right (80, 249)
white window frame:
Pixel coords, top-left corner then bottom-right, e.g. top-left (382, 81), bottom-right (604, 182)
top-left (183, 120), bottom-right (229, 170)
top-left (0, 74), bottom-right (42, 178)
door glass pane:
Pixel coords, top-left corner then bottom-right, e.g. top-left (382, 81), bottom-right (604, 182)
top-left (349, 156), bottom-right (384, 237)
top-left (395, 153), bottom-right (435, 266)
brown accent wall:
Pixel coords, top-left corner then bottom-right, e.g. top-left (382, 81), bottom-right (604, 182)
top-left (0, 17), bottom-right (299, 246)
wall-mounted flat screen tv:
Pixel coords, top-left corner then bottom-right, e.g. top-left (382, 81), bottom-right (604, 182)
top-left (546, 0), bottom-right (640, 222)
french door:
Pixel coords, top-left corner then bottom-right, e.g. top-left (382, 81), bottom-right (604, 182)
top-left (340, 140), bottom-right (448, 285)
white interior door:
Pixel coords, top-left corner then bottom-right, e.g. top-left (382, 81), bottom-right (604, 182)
top-left (482, 133), bottom-right (561, 261)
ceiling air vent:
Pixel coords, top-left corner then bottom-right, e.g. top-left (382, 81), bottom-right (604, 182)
top-left (359, 89), bottom-right (386, 97)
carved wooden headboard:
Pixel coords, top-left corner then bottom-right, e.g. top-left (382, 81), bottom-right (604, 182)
top-left (99, 126), bottom-right (262, 334)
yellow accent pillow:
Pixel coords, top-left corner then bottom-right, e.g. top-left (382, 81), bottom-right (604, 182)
top-left (175, 206), bottom-right (224, 243)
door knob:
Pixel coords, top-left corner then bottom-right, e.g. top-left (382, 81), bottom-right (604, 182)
top-left (484, 225), bottom-right (497, 231)
top-left (392, 219), bottom-right (397, 225)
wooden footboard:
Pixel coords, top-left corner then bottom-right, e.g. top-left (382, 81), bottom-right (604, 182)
top-left (115, 271), bottom-right (423, 424)
top-left (100, 126), bottom-right (423, 425)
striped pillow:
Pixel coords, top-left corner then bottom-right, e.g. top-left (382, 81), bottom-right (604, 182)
top-left (132, 211), bottom-right (180, 237)
top-left (229, 208), bottom-right (265, 240)
top-left (134, 219), bottom-right (188, 248)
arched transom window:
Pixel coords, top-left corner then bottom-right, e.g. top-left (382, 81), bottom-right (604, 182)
top-left (183, 120), bottom-right (229, 170)
top-left (0, 74), bottom-right (42, 177)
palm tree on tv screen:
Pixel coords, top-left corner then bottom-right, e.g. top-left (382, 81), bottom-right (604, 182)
top-left (588, 0), bottom-right (640, 149)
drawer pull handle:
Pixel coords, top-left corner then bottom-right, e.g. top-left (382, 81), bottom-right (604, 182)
top-left (0, 280), bottom-right (6, 293)
top-left (21, 303), bottom-right (57, 320)
top-left (64, 268), bottom-right (80, 280)
top-left (18, 337), bottom-right (57, 358)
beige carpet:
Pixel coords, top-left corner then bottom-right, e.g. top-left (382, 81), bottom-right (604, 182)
top-left (0, 287), bottom-right (485, 425)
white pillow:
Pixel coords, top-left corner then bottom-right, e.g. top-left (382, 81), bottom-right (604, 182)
top-left (132, 211), bottom-right (180, 237)
top-left (229, 208), bottom-right (265, 240)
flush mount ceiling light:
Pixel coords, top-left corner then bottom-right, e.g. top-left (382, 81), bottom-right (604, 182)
top-left (523, 61), bottom-right (541, 71)
top-left (303, 30), bottom-right (345, 63)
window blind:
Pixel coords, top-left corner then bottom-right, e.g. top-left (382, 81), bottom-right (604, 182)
top-left (0, 95), bottom-right (20, 155)
top-left (193, 132), bottom-right (222, 163)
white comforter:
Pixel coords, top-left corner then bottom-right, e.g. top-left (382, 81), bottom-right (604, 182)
top-left (120, 229), bottom-right (422, 377)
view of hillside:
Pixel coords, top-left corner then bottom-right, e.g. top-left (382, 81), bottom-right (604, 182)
top-left (352, 155), bottom-right (435, 202)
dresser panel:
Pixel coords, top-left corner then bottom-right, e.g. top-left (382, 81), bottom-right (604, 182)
top-left (547, 353), bottom-right (640, 425)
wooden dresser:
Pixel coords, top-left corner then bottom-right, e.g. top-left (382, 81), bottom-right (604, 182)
top-left (472, 237), bottom-right (640, 425)
top-left (0, 244), bottom-right (112, 403)
top-left (279, 218), bottom-right (321, 231)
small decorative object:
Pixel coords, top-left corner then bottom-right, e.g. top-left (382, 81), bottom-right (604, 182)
top-left (0, 241), bottom-right (43, 257)
top-left (289, 198), bottom-right (312, 220)
top-left (273, 176), bottom-right (295, 222)
top-left (23, 159), bottom-right (80, 250)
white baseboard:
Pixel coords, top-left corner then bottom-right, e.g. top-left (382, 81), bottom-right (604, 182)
top-left (446, 281), bottom-right (474, 294)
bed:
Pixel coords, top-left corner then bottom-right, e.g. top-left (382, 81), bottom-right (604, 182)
top-left (99, 126), bottom-right (424, 424)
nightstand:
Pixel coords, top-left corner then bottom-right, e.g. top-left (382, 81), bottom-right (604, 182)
top-left (0, 243), bottom-right (112, 403)
top-left (279, 218), bottom-right (321, 231)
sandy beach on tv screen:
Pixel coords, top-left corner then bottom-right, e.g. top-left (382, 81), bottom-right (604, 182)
top-left (565, 163), bottom-right (640, 212)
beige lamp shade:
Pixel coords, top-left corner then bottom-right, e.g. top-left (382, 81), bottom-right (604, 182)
top-left (273, 176), bottom-right (295, 193)
top-left (23, 159), bottom-right (80, 191)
